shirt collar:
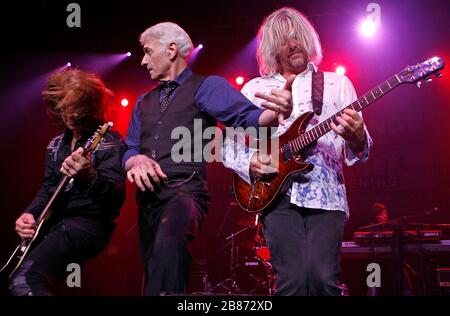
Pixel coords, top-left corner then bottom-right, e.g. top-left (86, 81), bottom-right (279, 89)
top-left (63, 129), bottom-right (73, 144)
top-left (62, 128), bottom-right (92, 146)
top-left (273, 61), bottom-right (317, 83)
top-left (159, 67), bottom-right (193, 88)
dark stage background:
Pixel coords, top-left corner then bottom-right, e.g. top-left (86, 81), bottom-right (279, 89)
top-left (0, 0), bottom-right (449, 296)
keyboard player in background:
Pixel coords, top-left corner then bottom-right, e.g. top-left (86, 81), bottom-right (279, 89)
top-left (370, 202), bottom-right (389, 226)
top-left (366, 202), bottom-right (414, 296)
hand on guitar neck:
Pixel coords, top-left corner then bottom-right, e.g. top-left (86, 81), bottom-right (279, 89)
top-left (330, 108), bottom-right (366, 153)
top-left (60, 147), bottom-right (96, 182)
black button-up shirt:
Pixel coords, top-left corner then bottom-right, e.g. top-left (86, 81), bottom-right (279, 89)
top-left (26, 129), bottom-right (127, 220)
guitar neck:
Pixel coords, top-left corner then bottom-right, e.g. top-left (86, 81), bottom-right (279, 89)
top-left (289, 74), bottom-right (402, 153)
top-left (35, 175), bottom-right (70, 224)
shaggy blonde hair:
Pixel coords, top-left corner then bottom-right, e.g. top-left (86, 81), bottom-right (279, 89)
top-left (140, 22), bottom-right (193, 58)
top-left (257, 7), bottom-right (323, 76)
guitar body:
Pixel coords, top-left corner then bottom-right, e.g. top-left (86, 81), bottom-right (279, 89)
top-left (233, 112), bottom-right (315, 213)
top-left (11, 214), bottom-right (50, 274)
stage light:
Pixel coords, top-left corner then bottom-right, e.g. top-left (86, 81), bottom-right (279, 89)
top-left (126, 52), bottom-right (131, 57)
top-left (336, 66), bottom-right (346, 76)
top-left (66, 62), bottom-right (71, 67)
top-left (188, 44), bottom-right (204, 66)
top-left (235, 76), bottom-right (245, 85)
top-left (360, 19), bottom-right (377, 38)
top-left (120, 98), bottom-right (129, 107)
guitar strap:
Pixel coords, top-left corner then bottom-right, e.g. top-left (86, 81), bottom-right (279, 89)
top-left (311, 70), bottom-right (324, 115)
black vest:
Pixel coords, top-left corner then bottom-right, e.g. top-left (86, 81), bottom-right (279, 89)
top-left (138, 73), bottom-right (216, 201)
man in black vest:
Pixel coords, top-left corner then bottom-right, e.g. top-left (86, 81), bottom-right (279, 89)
top-left (123, 21), bottom-right (293, 296)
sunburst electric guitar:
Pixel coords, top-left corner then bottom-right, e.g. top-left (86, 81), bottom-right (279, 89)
top-left (233, 57), bottom-right (445, 213)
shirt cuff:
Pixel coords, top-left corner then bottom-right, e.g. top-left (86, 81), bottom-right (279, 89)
top-left (122, 149), bottom-right (140, 170)
top-left (222, 142), bottom-right (256, 184)
top-left (247, 108), bottom-right (265, 129)
top-left (232, 146), bottom-right (257, 184)
top-left (23, 208), bottom-right (39, 218)
top-left (344, 131), bottom-right (372, 165)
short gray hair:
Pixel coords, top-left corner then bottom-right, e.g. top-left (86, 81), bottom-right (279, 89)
top-left (140, 22), bottom-right (194, 58)
top-left (257, 7), bottom-right (323, 76)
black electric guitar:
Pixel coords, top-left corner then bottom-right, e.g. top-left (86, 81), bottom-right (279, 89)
top-left (0, 122), bottom-right (113, 274)
top-left (233, 57), bottom-right (445, 213)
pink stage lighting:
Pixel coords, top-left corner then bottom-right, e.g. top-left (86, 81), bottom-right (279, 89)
top-left (335, 66), bottom-right (346, 76)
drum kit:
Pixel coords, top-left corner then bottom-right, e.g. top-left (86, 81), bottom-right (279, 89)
top-left (209, 213), bottom-right (276, 295)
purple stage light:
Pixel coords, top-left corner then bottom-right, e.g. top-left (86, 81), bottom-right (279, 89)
top-left (360, 19), bottom-right (377, 38)
top-left (188, 44), bottom-right (204, 66)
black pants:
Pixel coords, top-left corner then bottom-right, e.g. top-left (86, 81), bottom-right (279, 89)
top-left (9, 216), bottom-right (113, 296)
top-left (138, 192), bottom-right (208, 296)
top-left (262, 195), bottom-right (345, 296)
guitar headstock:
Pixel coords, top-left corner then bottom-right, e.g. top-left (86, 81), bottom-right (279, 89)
top-left (398, 57), bottom-right (445, 87)
top-left (83, 122), bottom-right (113, 154)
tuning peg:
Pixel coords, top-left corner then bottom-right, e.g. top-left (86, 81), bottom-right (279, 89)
top-left (435, 73), bottom-right (442, 78)
top-left (416, 81), bottom-right (422, 88)
top-left (425, 77), bottom-right (433, 83)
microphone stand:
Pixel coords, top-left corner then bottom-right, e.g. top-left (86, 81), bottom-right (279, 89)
top-left (210, 226), bottom-right (251, 294)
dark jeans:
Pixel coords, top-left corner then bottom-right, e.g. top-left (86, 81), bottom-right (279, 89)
top-left (262, 195), bottom-right (345, 296)
top-left (9, 216), bottom-right (114, 296)
top-left (138, 192), bottom-right (208, 296)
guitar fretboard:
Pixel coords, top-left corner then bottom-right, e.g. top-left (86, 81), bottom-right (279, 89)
top-left (283, 74), bottom-right (402, 158)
